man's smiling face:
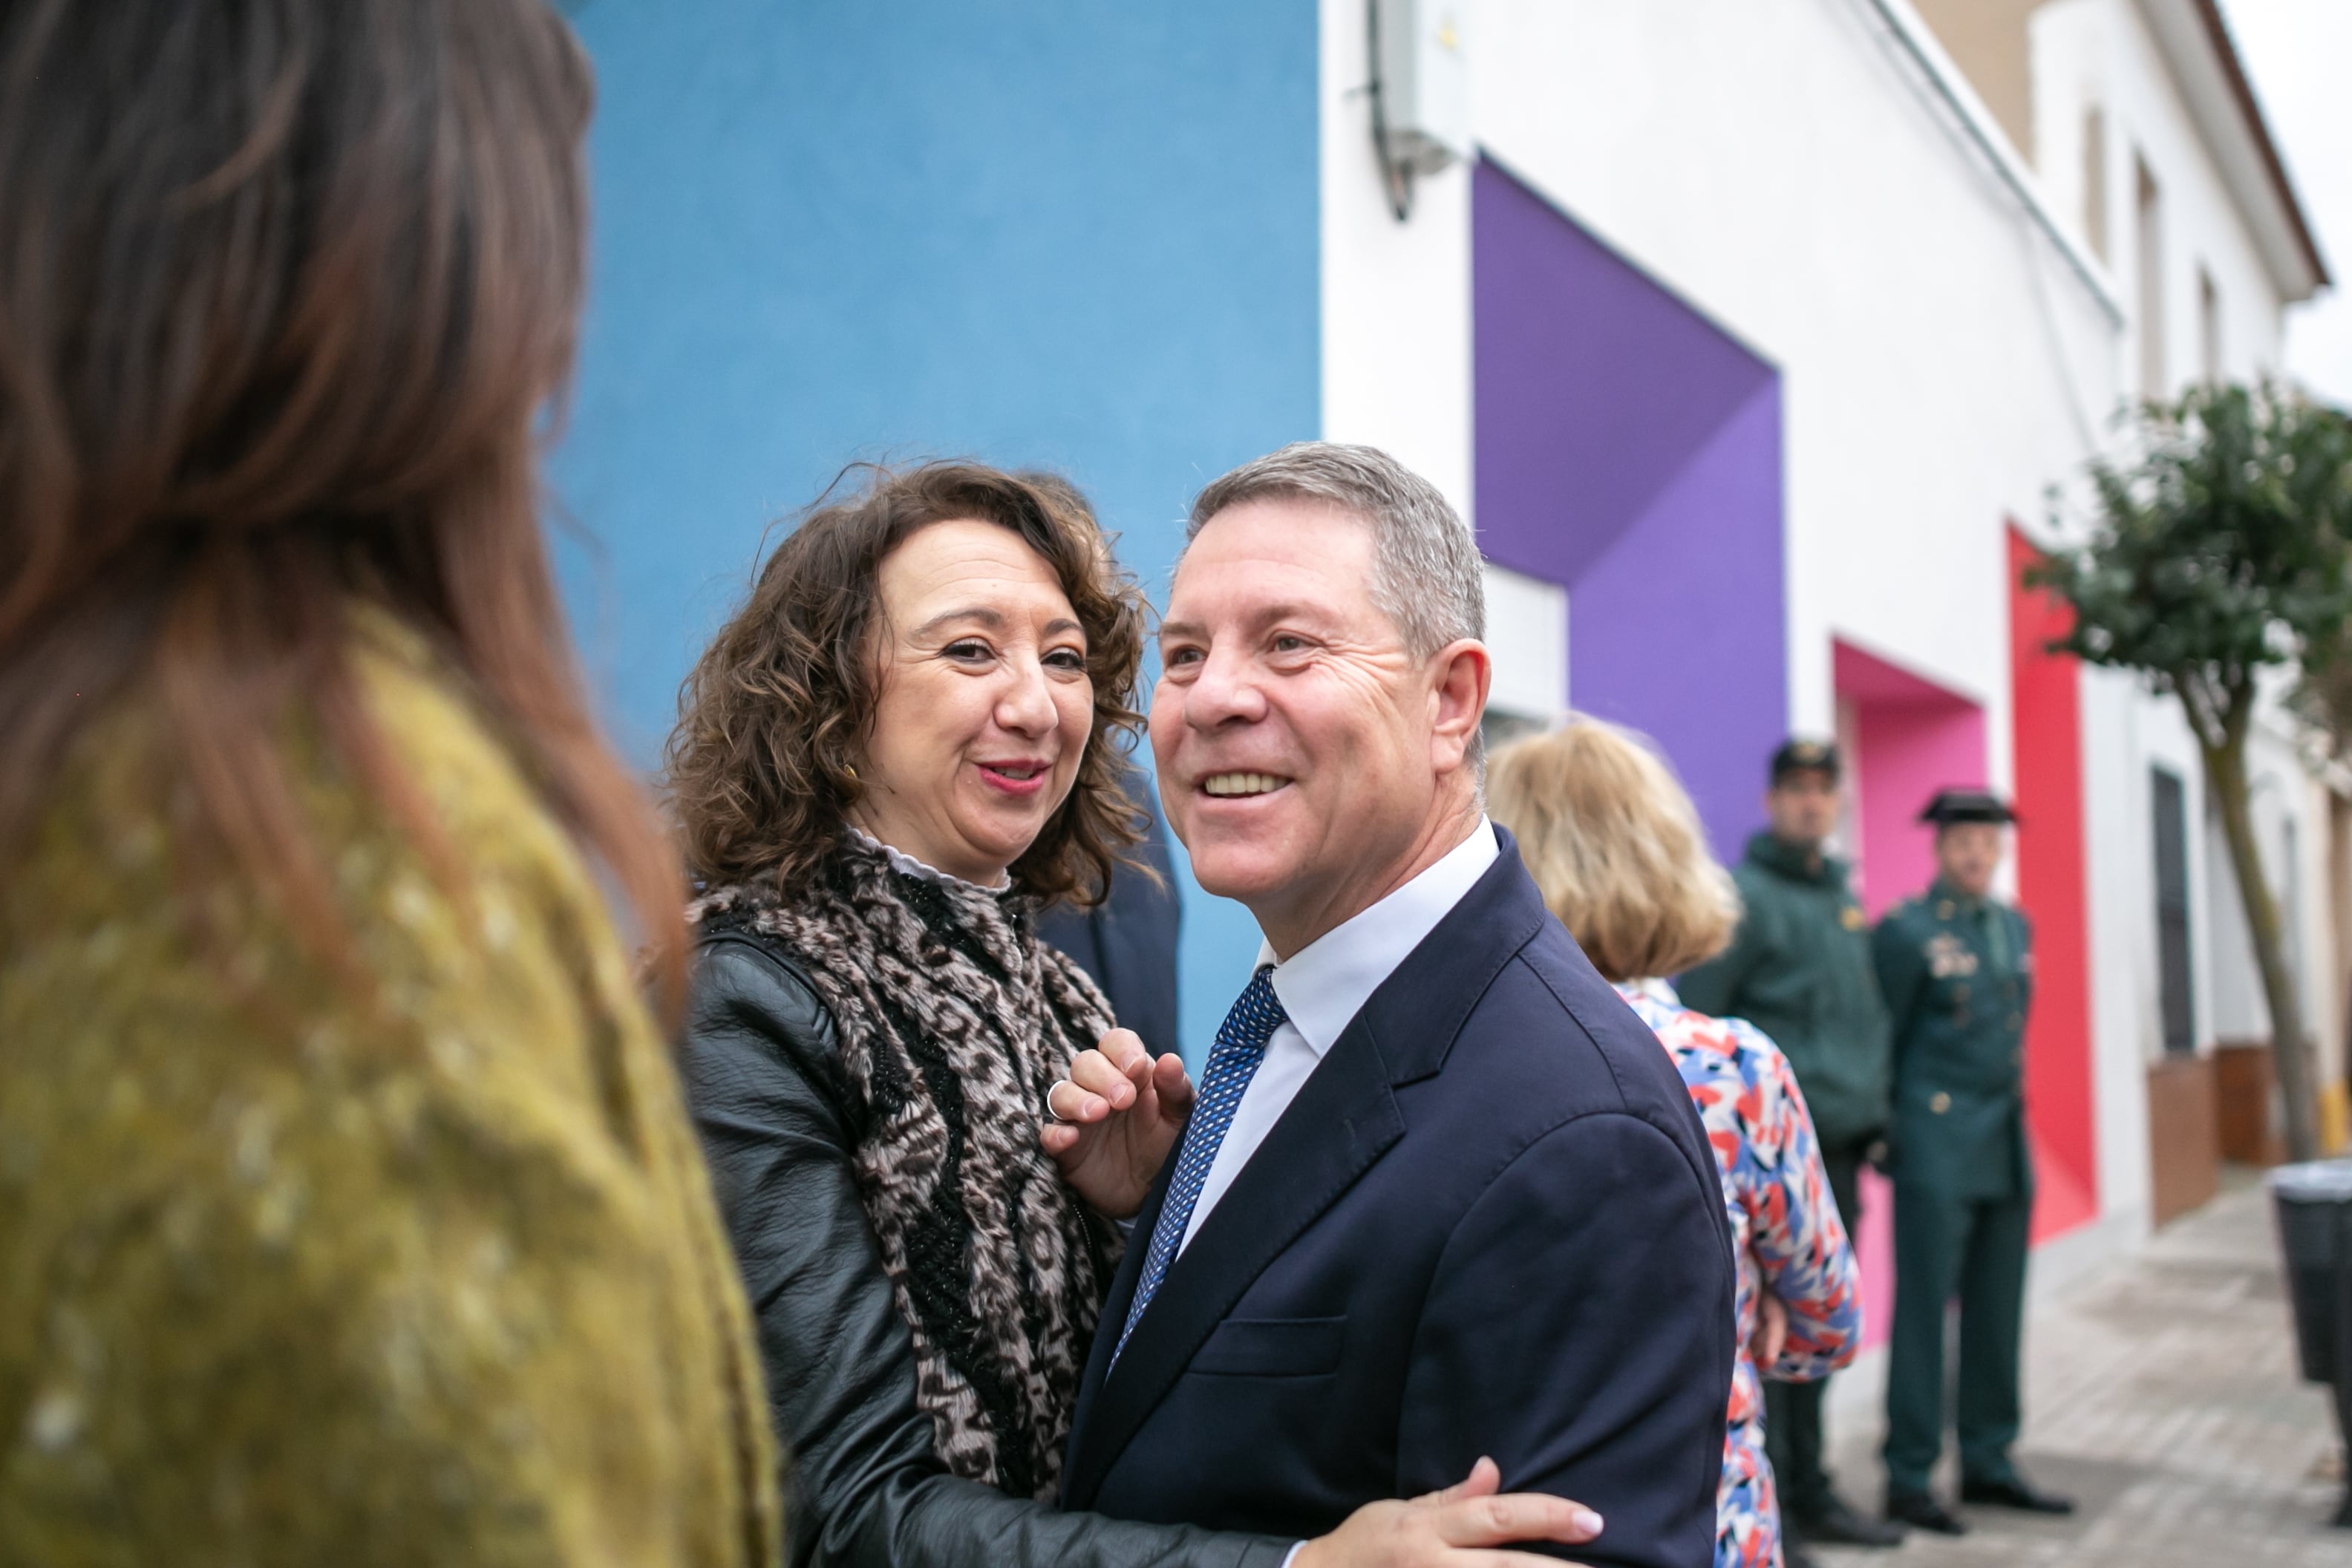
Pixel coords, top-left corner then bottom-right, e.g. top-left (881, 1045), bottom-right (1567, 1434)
top-left (1150, 497), bottom-right (1452, 949)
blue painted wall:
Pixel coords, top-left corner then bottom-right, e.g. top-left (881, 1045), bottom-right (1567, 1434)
top-left (552, 0), bottom-right (1322, 1059)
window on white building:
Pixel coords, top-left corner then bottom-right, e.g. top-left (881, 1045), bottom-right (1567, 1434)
top-left (2198, 266), bottom-right (2221, 385)
top-left (2152, 765), bottom-right (2197, 1056)
top-left (2082, 105), bottom-right (2108, 261)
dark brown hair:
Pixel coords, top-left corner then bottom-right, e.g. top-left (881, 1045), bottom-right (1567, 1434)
top-left (0, 1), bottom-right (688, 1003)
top-left (666, 462), bottom-right (1149, 905)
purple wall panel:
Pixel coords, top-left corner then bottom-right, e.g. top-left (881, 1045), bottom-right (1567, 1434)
top-left (1565, 387), bottom-right (1787, 855)
top-left (1471, 159), bottom-right (1787, 856)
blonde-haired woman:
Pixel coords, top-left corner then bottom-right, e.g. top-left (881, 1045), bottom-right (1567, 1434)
top-left (1491, 718), bottom-right (1862, 1568)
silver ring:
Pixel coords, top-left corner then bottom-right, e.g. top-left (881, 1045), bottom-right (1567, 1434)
top-left (1048, 1082), bottom-right (1078, 1123)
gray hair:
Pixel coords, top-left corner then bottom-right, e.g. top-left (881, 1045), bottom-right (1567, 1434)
top-left (1186, 441), bottom-right (1485, 661)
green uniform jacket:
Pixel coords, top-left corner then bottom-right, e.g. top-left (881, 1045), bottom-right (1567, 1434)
top-left (1872, 880), bottom-right (2036, 1204)
top-left (1679, 832), bottom-right (1892, 1148)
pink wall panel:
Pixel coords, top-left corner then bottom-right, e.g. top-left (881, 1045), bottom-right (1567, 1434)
top-left (1835, 641), bottom-right (1989, 918)
top-left (1832, 638), bottom-right (1988, 1348)
top-left (1852, 1166), bottom-right (1895, 1353)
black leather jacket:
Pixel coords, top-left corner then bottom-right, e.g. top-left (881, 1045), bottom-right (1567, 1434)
top-left (682, 926), bottom-right (1292, 1568)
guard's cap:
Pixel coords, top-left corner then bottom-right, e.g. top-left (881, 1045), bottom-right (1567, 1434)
top-left (1920, 788), bottom-right (2016, 826)
top-left (1769, 737), bottom-right (1841, 785)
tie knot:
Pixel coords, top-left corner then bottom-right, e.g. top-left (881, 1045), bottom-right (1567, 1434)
top-left (1213, 967), bottom-right (1287, 1064)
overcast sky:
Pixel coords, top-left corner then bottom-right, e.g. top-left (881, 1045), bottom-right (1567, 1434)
top-left (2222, 0), bottom-right (2352, 406)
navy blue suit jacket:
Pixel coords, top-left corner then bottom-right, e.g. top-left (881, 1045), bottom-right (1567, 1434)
top-left (1034, 780), bottom-right (1182, 1058)
top-left (1062, 832), bottom-right (1735, 1568)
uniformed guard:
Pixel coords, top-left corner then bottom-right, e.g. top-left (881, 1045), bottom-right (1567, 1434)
top-left (1875, 790), bottom-right (2075, 1534)
top-left (1679, 738), bottom-right (1901, 1561)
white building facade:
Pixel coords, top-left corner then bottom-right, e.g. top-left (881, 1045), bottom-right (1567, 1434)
top-left (1316, 0), bottom-right (2335, 1343)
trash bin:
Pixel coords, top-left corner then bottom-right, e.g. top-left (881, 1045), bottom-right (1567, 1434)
top-left (2271, 1159), bottom-right (2352, 1528)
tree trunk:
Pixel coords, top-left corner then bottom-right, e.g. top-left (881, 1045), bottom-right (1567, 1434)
top-left (2199, 732), bottom-right (2324, 1163)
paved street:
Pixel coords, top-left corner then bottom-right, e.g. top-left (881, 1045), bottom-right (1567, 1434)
top-left (1814, 1174), bottom-right (2346, 1568)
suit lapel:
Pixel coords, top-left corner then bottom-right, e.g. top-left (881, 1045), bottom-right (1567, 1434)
top-left (1061, 1018), bottom-right (1404, 1509)
top-left (1061, 836), bottom-right (1553, 1509)
top-left (1064, 1148), bottom-right (1172, 1494)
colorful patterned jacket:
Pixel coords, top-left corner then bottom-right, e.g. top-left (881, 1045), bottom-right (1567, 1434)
top-left (1618, 979), bottom-right (1863, 1568)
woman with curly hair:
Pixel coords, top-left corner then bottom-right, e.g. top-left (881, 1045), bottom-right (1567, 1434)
top-left (668, 463), bottom-right (1601, 1568)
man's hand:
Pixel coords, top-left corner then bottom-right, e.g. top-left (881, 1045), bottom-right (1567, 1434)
top-left (1753, 1288), bottom-right (1789, 1373)
top-left (1292, 1457), bottom-right (1605, 1568)
top-left (1042, 1028), bottom-right (1194, 1219)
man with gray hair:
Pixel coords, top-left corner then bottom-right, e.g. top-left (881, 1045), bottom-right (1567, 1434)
top-left (1053, 442), bottom-right (1734, 1568)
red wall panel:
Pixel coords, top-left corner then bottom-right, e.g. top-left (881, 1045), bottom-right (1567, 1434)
top-left (2008, 527), bottom-right (2100, 1241)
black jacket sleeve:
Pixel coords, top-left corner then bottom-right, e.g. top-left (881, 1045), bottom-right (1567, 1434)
top-left (681, 932), bottom-right (1290, 1568)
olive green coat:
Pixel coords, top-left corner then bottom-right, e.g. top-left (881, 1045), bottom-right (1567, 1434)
top-left (0, 617), bottom-right (781, 1567)
top-left (1678, 832), bottom-right (1892, 1148)
top-left (1871, 881), bottom-right (2036, 1203)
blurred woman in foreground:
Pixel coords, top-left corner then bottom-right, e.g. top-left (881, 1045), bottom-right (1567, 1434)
top-left (1491, 719), bottom-right (1863, 1568)
top-left (0, 3), bottom-right (776, 1562)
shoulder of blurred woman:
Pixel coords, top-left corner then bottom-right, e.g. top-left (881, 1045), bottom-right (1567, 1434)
top-left (1, 603), bottom-right (688, 1189)
top-left (0, 606), bottom-right (778, 1567)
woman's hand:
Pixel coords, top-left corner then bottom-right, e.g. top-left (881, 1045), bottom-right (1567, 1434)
top-left (1042, 1029), bottom-right (1194, 1218)
top-left (1753, 1288), bottom-right (1789, 1371)
top-left (1293, 1458), bottom-right (1604, 1567)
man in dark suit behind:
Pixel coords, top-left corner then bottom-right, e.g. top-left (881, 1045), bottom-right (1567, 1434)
top-left (1033, 765), bottom-right (1181, 1059)
top-left (1048, 444), bottom-right (1734, 1568)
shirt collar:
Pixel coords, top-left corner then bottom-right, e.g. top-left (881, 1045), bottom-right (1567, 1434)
top-left (1930, 875), bottom-right (1988, 914)
top-left (1620, 976), bottom-right (1682, 1009)
top-left (846, 826), bottom-right (1013, 893)
top-left (1745, 830), bottom-right (1847, 887)
top-left (1254, 818), bottom-right (1500, 1059)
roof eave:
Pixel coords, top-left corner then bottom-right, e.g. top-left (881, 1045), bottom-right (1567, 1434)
top-left (2137, 0), bottom-right (2330, 301)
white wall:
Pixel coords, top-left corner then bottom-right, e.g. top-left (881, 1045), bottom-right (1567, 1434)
top-left (2079, 672), bottom-right (2170, 1224)
top-left (2031, 0), bottom-right (2287, 391)
top-left (1466, 0), bottom-right (2134, 801)
top-left (1311, 0), bottom-right (2322, 1232)
top-left (1319, 0), bottom-right (1474, 523)
top-left (2038, 0), bottom-right (2328, 1188)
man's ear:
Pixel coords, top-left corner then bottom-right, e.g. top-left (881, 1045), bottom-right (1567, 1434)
top-left (1429, 638), bottom-right (1492, 774)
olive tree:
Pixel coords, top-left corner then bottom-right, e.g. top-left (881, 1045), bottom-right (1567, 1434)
top-left (2029, 381), bottom-right (2352, 1164)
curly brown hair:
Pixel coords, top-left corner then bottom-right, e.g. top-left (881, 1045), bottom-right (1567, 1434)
top-left (665, 462), bottom-right (1150, 906)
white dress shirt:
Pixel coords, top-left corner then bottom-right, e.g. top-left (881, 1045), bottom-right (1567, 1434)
top-left (1175, 818), bottom-right (1499, 1255)
top-left (846, 826), bottom-right (1011, 891)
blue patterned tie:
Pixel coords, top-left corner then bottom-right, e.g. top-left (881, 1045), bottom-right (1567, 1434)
top-left (1111, 967), bottom-right (1287, 1365)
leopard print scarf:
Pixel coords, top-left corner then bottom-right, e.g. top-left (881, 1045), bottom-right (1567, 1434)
top-left (690, 836), bottom-right (1119, 1500)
